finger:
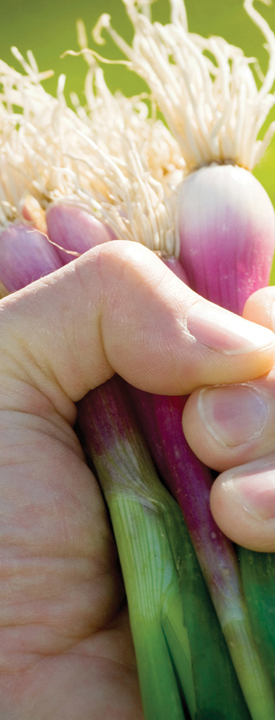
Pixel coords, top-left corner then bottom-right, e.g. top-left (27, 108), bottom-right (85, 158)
top-left (182, 368), bottom-right (275, 471)
top-left (0, 241), bottom-right (274, 421)
top-left (243, 285), bottom-right (275, 330)
top-left (182, 285), bottom-right (275, 553)
top-left (183, 286), bottom-right (275, 472)
top-left (210, 454), bottom-right (275, 551)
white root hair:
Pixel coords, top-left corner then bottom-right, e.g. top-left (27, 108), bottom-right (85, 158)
top-left (93, 0), bottom-right (275, 171)
top-left (0, 46), bottom-right (184, 255)
top-left (2, 0), bottom-right (273, 256)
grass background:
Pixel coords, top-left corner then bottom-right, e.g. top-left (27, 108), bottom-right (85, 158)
top-left (2, 0), bottom-right (275, 280)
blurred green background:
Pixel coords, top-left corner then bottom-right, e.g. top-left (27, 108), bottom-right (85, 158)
top-left (1, 0), bottom-right (275, 279)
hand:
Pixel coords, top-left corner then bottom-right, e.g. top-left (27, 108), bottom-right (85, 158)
top-left (0, 240), bottom-right (273, 719)
top-left (183, 286), bottom-right (275, 552)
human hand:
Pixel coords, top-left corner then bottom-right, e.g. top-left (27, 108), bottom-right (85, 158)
top-left (183, 286), bottom-right (275, 552)
top-left (0, 240), bottom-right (273, 719)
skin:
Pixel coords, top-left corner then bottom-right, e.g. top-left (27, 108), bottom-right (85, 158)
top-left (183, 286), bottom-right (275, 551)
top-left (0, 240), bottom-right (274, 719)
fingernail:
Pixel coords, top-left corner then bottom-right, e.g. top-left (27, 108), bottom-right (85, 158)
top-left (223, 461), bottom-right (275, 520)
top-left (187, 301), bottom-right (275, 354)
top-left (198, 385), bottom-right (269, 447)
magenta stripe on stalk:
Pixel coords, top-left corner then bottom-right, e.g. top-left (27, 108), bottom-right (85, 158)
top-left (131, 387), bottom-right (242, 618)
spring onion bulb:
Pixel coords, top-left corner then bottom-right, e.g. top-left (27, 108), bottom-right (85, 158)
top-left (176, 163), bottom-right (275, 314)
top-left (0, 223), bottom-right (62, 291)
top-left (90, 0), bottom-right (275, 716)
top-left (46, 204), bottom-right (114, 264)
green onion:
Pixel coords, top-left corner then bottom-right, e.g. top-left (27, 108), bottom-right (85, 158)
top-left (1, 3), bottom-right (275, 713)
top-left (239, 549), bottom-right (275, 694)
top-left (91, 0), bottom-right (275, 715)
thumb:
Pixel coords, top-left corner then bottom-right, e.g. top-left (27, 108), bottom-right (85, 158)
top-left (0, 240), bottom-right (274, 421)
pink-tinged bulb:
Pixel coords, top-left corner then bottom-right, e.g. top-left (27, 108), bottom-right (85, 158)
top-left (0, 223), bottom-right (63, 292)
top-left (177, 164), bottom-right (275, 314)
top-left (46, 204), bottom-right (115, 265)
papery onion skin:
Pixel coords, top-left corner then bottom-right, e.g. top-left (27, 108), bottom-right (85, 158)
top-left (177, 164), bottom-right (275, 315)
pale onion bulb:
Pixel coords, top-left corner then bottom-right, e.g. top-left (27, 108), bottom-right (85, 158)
top-left (176, 163), bottom-right (275, 313)
top-left (93, 0), bottom-right (275, 307)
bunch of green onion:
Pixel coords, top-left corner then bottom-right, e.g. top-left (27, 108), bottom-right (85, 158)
top-left (1, 0), bottom-right (275, 717)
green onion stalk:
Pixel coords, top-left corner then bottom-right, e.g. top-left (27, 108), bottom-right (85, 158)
top-left (90, 0), bottom-right (275, 716)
